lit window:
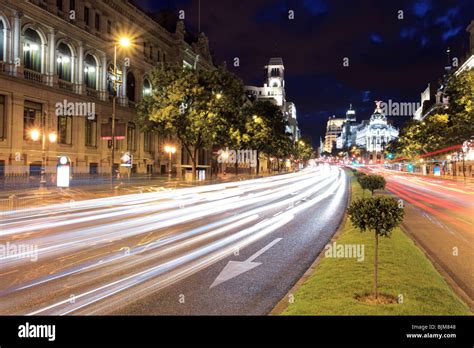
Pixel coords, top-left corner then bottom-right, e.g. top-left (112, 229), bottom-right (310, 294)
top-left (56, 43), bottom-right (72, 81)
top-left (23, 28), bottom-right (42, 72)
top-left (84, 54), bottom-right (97, 89)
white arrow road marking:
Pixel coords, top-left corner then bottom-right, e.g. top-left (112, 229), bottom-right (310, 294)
top-left (210, 238), bottom-right (282, 288)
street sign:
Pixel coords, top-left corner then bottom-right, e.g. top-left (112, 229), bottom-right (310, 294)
top-left (121, 152), bottom-right (132, 167)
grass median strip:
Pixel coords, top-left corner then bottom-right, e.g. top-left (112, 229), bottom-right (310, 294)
top-left (281, 171), bottom-right (471, 315)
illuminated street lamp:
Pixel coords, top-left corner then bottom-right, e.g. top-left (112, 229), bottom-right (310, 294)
top-left (165, 145), bottom-right (176, 177)
top-left (30, 128), bottom-right (57, 188)
top-left (111, 36), bottom-right (133, 185)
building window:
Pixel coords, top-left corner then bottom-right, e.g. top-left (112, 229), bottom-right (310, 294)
top-left (57, 0), bottom-right (63, 11)
top-left (126, 71), bottom-right (136, 102)
top-left (0, 95), bottom-right (5, 139)
top-left (0, 20), bottom-right (4, 62)
top-left (23, 101), bottom-right (42, 140)
top-left (58, 115), bottom-right (72, 144)
top-left (107, 20), bottom-right (112, 34)
top-left (144, 130), bottom-right (153, 152)
top-left (84, 7), bottom-right (90, 26)
top-left (143, 78), bottom-right (152, 96)
top-left (149, 46), bottom-right (153, 59)
top-left (56, 43), bottom-right (72, 81)
top-left (84, 54), bottom-right (97, 89)
top-left (85, 117), bottom-right (97, 147)
top-left (127, 123), bottom-right (136, 151)
top-left (70, 0), bottom-right (75, 12)
top-left (95, 13), bottom-right (100, 30)
top-left (23, 28), bottom-right (42, 72)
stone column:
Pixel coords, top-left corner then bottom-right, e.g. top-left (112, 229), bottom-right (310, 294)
top-left (76, 43), bottom-right (84, 94)
top-left (47, 29), bottom-right (57, 87)
top-left (99, 53), bottom-right (107, 101)
top-left (12, 11), bottom-right (22, 77)
top-left (119, 64), bottom-right (128, 106)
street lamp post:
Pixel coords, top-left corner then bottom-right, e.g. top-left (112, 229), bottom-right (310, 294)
top-left (111, 37), bottom-right (131, 186)
top-left (30, 127), bottom-right (57, 189)
top-left (165, 145), bottom-right (176, 178)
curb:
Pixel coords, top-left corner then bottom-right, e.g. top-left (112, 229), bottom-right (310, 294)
top-left (269, 170), bottom-right (353, 315)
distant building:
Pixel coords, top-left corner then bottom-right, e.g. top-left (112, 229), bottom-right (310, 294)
top-left (334, 103), bottom-right (398, 161)
top-left (413, 20), bottom-right (474, 121)
top-left (354, 102), bottom-right (399, 160)
top-left (323, 116), bottom-right (345, 153)
top-left (336, 105), bottom-right (358, 150)
top-left (245, 57), bottom-right (300, 141)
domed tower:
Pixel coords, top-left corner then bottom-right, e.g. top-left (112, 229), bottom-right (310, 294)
top-left (370, 101), bottom-right (387, 124)
top-left (266, 57), bottom-right (285, 88)
top-left (264, 58), bottom-right (286, 106)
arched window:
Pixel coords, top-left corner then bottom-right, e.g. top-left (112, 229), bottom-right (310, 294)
top-left (143, 78), bottom-right (152, 97)
top-left (84, 54), bottom-right (97, 89)
top-left (126, 71), bottom-right (136, 101)
top-left (23, 28), bottom-right (42, 72)
top-left (56, 43), bottom-right (72, 81)
top-left (0, 19), bottom-right (5, 61)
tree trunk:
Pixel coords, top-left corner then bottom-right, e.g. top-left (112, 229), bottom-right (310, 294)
top-left (235, 159), bottom-right (238, 177)
top-left (374, 230), bottom-right (379, 299)
top-left (256, 151), bottom-right (260, 176)
top-left (192, 147), bottom-right (198, 181)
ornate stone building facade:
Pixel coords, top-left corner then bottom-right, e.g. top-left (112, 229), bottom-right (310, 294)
top-left (0, 0), bottom-right (214, 179)
top-left (244, 57), bottom-right (301, 142)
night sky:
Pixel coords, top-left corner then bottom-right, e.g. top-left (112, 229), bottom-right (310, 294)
top-left (131, 0), bottom-right (474, 147)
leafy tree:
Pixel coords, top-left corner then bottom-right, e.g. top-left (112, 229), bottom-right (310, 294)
top-left (242, 100), bottom-right (291, 174)
top-left (393, 70), bottom-right (473, 159)
top-left (444, 69), bottom-right (474, 145)
top-left (136, 65), bottom-right (244, 180)
top-left (294, 137), bottom-right (314, 164)
top-left (358, 175), bottom-right (386, 195)
top-left (348, 196), bottom-right (404, 299)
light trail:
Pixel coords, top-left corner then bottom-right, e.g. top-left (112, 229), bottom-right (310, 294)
top-left (0, 166), bottom-right (347, 315)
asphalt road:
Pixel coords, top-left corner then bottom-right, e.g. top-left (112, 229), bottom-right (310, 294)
top-left (0, 165), bottom-right (348, 315)
top-left (363, 166), bottom-right (474, 305)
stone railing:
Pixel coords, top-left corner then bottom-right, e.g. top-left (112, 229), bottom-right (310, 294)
top-left (86, 87), bottom-right (99, 99)
top-left (59, 79), bottom-right (74, 92)
top-left (24, 68), bottom-right (43, 83)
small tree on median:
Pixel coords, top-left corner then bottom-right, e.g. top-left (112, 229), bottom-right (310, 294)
top-left (358, 174), bottom-right (386, 196)
top-left (347, 196), bottom-right (404, 299)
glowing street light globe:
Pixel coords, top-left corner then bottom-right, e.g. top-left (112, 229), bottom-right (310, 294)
top-left (49, 133), bottom-right (58, 143)
top-left (119, 37), bottom-right (131, 47)
top-left (30, 129), bottom-right (40, 141)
